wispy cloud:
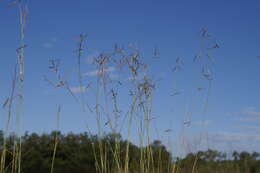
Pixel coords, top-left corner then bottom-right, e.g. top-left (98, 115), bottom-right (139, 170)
top-left (242, 111), bottom-right (260, 116)
top-left (128, 71), bottom-right (147, 81)
top-left (178, 132), bottom-right (260, 153)
top-left (109, 73), bottom-right (119, 79)
top-left (193, 120), bottom-right (212, 126)
top-left (70, 87), bottom-right (86, 93)
top-left (42, 37), bottom-right (57, 48)
top-left (84, 66), bottom-right (116, 77)
top-left (209, 132), bottom-right (260, 142)
top-left (244, 126), bottom-right (260, 131)
top-left (230, 107), bottom-right (260, 122)
top-left (232, 117), bottom-right (260, 122)
top-left (235, 125), bottom-right (260, 131)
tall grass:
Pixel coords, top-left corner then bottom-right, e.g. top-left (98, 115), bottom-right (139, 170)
top-left (50, 105), bottom-right (61, 173)
top-left (43, 28), bottom-right (219, 173)
top-left (0, 2), bottom-right (220, 173)
top-left (1, 1), bottom-right (27, 173)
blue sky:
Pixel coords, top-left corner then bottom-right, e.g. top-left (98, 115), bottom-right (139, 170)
top-left (0, 0), bottom-right (260, 154)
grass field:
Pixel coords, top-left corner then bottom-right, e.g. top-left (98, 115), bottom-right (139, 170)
top-left (0, 1), bottom-right (260, 173)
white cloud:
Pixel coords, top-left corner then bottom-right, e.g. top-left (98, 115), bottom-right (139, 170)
top-left (209, 132), bottom-right (260, 142)
top-left (109, 73), bottom-right (119, 79)
top-left (84, 67), bottom-right (116, 77)
top-left (177, 132), bottom-right (260, 153)
top-left (193, 120), bottom-right (211, 126)
top-left (128, 71), bottom-right (147, 81)
top-left (232, 117), bottom-right (260, 122)
top-left (42, 37), bottom-right (57, 48)
top-left (239, 107), bottom-right (260, 116)
top-left (243, 111), bottom-right (260, 116)
top-left (51, 37), bottom-right (57, 42)
top-left (70, 87), bottom-right (86, 93)
top-left (230, 107), bottom-right (260, 122)
top-left (236, 125), bottom-right (260, 131)
top-left (42, 42), bottom-right (53, 48)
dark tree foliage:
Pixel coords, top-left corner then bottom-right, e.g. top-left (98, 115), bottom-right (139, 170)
top-left (0, 131), bottom-right (172, 173)
top-left (177, 149), bottom-right (260, 173)
top-left (0, 131), bottom-right (259, 173)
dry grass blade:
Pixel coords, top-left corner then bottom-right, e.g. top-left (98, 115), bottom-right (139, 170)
top-left (51, 105), bottom-right (62, 173)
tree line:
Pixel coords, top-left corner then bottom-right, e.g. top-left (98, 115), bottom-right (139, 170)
top-left (0, 131), bottom-right (259, 173)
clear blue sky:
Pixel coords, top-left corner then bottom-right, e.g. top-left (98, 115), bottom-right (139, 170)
top-left (0, 0), bottom-right (260, 155)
